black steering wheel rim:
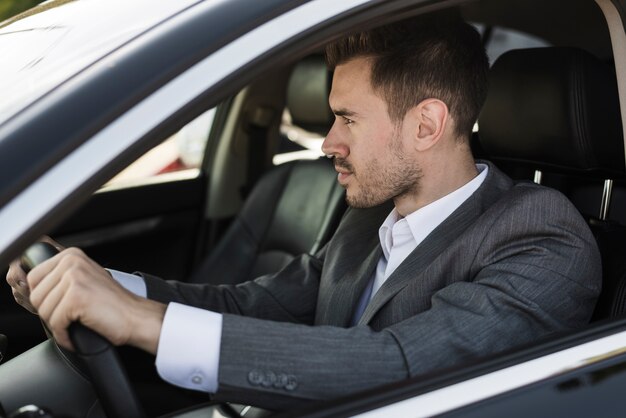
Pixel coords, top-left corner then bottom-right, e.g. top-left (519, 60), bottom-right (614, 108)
top-left (21, 242), bottom-right (145, 418)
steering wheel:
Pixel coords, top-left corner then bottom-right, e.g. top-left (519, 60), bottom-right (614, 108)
top-left (21, 242), bottom-right (144, 418)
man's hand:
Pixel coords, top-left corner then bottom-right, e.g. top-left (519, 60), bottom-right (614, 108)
top-left (26, 247), bottom-right (166, 354)
top-left (6, 236), bottom-right (65, 314)
top-left (7, 260), bottom-right (36, 314)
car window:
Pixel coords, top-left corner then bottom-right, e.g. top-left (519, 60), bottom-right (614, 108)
top-left (104, 108), bottom-right (215, 188)
top-left (274, 109), bottom-right (325, 165)
top-left (473, 24), bottom-right (552, 65)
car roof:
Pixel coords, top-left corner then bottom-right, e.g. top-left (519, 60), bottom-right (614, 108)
top-left (0, 0), bottom-right (203, 126)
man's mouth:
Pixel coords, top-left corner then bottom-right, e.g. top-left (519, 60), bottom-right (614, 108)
top-left (335, 167), bottom-right (353, 183)
top-left (333, 158), bottom-right (354, 184)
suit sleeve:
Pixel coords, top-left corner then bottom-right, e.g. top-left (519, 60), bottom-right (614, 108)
top-left (211, 186), bottom-right (601, 410)
top-left (142, 247), bottom-right (326, 325)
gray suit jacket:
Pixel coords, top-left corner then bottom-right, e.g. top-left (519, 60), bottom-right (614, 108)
top-left (143, 161), bottom-right (601, 409)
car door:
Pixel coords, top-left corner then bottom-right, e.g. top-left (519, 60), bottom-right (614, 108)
top-left (0, 108), bottom-right (217, 360)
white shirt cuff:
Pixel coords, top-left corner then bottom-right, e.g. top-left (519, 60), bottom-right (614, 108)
top-left (107, 269), bottom-right (147, 298)
top-left (155, 302), bottom-right (222, 393)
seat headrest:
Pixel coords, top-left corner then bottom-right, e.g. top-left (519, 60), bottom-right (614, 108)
top-left (478, 47), bottom-right (624, 176)
top-left (287, 55), bottom-right (333, 136)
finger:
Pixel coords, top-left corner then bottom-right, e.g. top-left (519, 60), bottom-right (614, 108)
top-left (7, 261), bottom-right (27, 289)
top-left (26, 257), bottom-right (61, 291)
top-left (7, 275), bottom-right (28, 292)
top-left (12, 289), bottom-right (24, 304)
top-left (12, 288), bottom-right (28, 303)
top-left (8, 263), bottom-right (33, 310)
top-left (7, 275), bottom-right (29, 294)
top-left (27, 247), bottom-right (81, 291)
top-left (13, 288), bottom-right (37, 314)
top-left (49, 326), bottom-right (73, 351)
top-left (28, 262), bottom-right (65, 310)
top-left (9, 276), bottom-right (29, 291)
top-left (8, 260), bottom-right (26, 279)
top-left (46, 294), bottom-right (76, 351)
top-left (35, 275), bottom-right (69, 323)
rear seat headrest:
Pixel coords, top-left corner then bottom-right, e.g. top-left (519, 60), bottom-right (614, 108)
top-left (287, 55), bottom-right (333, 136)
top-left (478, 47), bottom-right (625, 176)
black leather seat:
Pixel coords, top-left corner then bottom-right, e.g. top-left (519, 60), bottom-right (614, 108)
top-left (478, 47), bottom-right (626, 321)
top-left (190, 56), bottom-right (345, 286)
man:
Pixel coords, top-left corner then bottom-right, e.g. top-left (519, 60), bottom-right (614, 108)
top-left (7, 16), bottom-right (601, 410)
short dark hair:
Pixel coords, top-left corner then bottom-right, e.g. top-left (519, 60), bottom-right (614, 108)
top-left (325, 15), bottom-right (489, 138)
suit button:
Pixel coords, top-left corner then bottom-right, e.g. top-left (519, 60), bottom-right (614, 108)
top-left (285, 375), bottom-right (298, 391)
top-left (274, 373), bottom-right (288, 388)
top-left (248, 369), bottom-right (263, 386)
top-left (261, 371), bottom-right (276, 387)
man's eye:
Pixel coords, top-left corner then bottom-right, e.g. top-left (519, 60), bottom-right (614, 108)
top-left (343, 117), bottom-right (354, 125)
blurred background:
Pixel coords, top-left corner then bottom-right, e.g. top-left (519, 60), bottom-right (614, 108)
top-left (0, 0), bottom-right (44, 22)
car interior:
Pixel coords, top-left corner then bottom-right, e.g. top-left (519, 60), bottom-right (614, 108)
top-left (1, 0), bottom-right (625, 416)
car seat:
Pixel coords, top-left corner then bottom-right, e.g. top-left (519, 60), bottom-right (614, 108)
top-left (189, 56), bottom-right (345, 285)
top-left (478, 47), bottom-right (626, 321)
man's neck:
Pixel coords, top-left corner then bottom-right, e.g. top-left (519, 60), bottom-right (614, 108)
top-left (394, 156), bottom-right (478, 217)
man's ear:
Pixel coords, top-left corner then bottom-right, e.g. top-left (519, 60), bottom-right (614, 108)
top-left (412, 99), bottom-right (449, 151)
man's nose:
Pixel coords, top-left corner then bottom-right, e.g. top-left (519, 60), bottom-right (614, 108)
top-left (321, 122), bottom-right (348, 158)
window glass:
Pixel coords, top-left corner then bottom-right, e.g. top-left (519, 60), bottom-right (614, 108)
top-left (473, 24), bottom-right (552, 65)
top-left (104, 108), bottom-right (215, 187)
top-left (273, 109), bottom-right (325, 165)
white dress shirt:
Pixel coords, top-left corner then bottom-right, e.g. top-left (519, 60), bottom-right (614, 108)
top-left (110, 163), bottom-right (488, 393)
top-left (108, 269), bottom-right (222, 392)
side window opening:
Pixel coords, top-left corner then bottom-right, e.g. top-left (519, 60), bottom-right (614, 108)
top-left (103, 108), bottom-right (216, 188)
top-left (473, 24), bottom-right (552, 65)
top-left (273, 108), bottom-right (325, 165)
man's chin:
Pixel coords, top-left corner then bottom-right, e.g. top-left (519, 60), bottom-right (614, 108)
top-left (346, 192), bottom-right (387, 209)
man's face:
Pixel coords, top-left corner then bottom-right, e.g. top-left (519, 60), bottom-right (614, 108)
top-left (322, 57), bottom-right (422, 208)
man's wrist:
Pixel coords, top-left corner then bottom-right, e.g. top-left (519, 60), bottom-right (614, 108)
top-left (128, 297), bottom-right (167, 354)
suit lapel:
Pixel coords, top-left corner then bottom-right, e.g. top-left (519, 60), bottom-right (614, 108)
top-left (326, 243), bottom-right (382, 327)
top-left (357, 161), bottom-right (511, 325)
top-left (316, 202), bottom-right (391, 327)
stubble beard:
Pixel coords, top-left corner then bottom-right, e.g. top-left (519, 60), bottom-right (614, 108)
top-left (342, 134), bottom-right (422, 208)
